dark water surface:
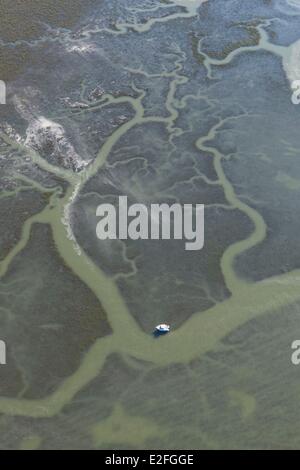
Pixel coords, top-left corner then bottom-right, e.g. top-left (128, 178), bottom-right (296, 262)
top-left (0, 0), bottom-right (300, 449)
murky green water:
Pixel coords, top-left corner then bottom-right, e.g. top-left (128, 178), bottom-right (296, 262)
top-left (1, 0), bottom-right (300, 449)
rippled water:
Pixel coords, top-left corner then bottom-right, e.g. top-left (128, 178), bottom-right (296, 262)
top-left (1, 0), bottom-right (300, 450)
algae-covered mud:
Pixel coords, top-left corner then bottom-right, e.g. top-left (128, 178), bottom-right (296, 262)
top-left (1, 0), bottom-right (300, 450)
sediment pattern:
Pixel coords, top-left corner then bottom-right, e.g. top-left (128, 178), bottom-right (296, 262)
top-left (1, 0), bottom-right (300, 449)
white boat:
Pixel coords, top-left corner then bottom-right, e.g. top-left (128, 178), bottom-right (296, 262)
top-left (155, 324), bottom-right (170, 333)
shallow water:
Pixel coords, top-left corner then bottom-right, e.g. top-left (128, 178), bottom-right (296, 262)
top-left (1, 0), bottom-right (300, 450)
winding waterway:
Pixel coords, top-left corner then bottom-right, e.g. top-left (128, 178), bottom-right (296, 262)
top-left (1, 0), bottom-right (300, 449)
